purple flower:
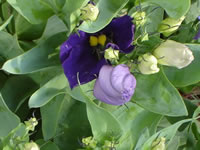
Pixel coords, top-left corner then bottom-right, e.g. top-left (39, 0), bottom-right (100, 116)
top-left (93, 64), bottom-right (136, 105)
top-left (194, 29), bottom-right (200, 40)
top-left (60, 15), bottom-right (135, 88)
top-left (194, 16), bottom-right (200, 40)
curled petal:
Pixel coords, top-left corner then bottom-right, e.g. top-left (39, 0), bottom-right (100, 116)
top-left (93, 64), bottom-right (136, 105)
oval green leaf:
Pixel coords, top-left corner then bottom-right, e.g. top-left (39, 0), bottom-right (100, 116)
top-left (29, 73), bottom-right (68, 108)
top-left (79, 0), bottom-right (129, 33)
top-left (2, 32), bottom-right (66, 74)
top-left (132, 69), bottom-right (188, 116)
top-left (137, 0), bottom-right (190, 19)
top-left (7, 0), bottom-right (54, 24)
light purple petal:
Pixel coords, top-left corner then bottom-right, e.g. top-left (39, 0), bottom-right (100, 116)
top-left (98, 65), bottom-right (120, 97)
top-left (93, 64), bottom-right (136, 105)
top-left (110, 64), bottom-right (130, 93)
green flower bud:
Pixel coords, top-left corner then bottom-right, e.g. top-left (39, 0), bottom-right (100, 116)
top-left (132, 11), bottom-right (146, 27)
top-left (158, 16), bottom-right (185, 37)
top-left (104, 48), bottom-right (119, 61)
top-left (24, 142), bottom-right (40, 150)
top-left (151, 137), bottom-right (166, 150)
top-left (102, 140), bottom-right (116, 150)
top-left (81, 3), bottom-right (99, 21)
top-left (82, 136), bottom-right (97, 148)
top-left (138, 53), bottom-right (160, 74)
top-left (153, 40), bottom-right (194, 69)
top-left (24, 117), bottom-right (38, 131)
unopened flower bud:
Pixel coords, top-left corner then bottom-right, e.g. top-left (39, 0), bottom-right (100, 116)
top-left (82, 136), bottom-right (97, 148)
top-left (24, 142), bottom-right (40, 150)
top-left (104, 48), bottom-right (119, 61)
top-left (103, 140), bottom-right (117, 150)
top-left (94, 64), bottom-right (136, 105)
top-left (132, 11), bottom-right (146, 27)
top-left (153, 40), bottom-right (194, 69)
top-left (81, 3), bottom-right (99, 21)
top-left (25, 117), bottom-right (38, 131)
top-left (158, 16), bottom-right (185, 37)
top-left (151, 137), bottom-right (166, 150)
top-left (138, 53), bottom-right (160, 74)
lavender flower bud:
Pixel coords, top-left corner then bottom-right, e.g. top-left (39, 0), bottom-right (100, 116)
top-left (24, 142), bottom-right (40, 150)
top-left (138, 53), bottom-right (160, 75)
top-left (153, 40), bottom-right (194, 69)
top-left (81, 3), bottom-right (99, 21)
top-left (158, 16), bottom-right (185, 37)
top-left (93, 64), bottom-right (136, 105)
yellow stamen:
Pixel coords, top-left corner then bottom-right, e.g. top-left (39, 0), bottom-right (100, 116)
top-left (98, 34), bottom-right (106, 46)
top-left (89, 36), bottom-right (98, 46)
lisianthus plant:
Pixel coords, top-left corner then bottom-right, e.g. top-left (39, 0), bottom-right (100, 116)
top-left (1, 0), bottom-right (200, 150)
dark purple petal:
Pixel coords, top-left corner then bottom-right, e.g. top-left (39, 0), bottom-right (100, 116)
top-left (60, 15), bottom-right (135, 89)
top-left (194, 29), bottom-right (200, 40)
top-left (103, 15), bottom-right (135, 53)
top-left (93, 64), bottom-right (136, 105)
top-left (105, 43), bottom-right (120, 50)
top-left (60, 31), bottom-right (106, 88)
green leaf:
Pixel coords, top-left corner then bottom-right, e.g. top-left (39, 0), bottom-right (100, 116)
top-left (29, 73), bottom-right (68, 108)
top-left (112, 103), bottom-right (162, 149)
top-left (78, 85), bottom-right (123, 142)
top-left (41, 94), bottom-right (74, 140)
top-left (67, 80), bottom-right (95, 102)
top-left (79, 0), bottom-right (129, 33)
top-left (37, 15), bottom-right (68, 44)
top-left (41, 0), bottom-right (66, 12)
top-left (170, 23), bottom-right (196, 43)
top-left (7, 0), bottom-right (54, 24)
top-left (137, 0), bottom-right (190, 19)
top-left (0, 72), bottom-right (8, 90)
top-left (54, 101), bottom-right (91, 150)
top-left (145, 5), bottom-right (164, 33)
top-left (2, 32), bottom-right (66, 74)
top-left (141, 118), bottom-right (192, 150)
top-left (37, 140), bottom-right (60, 150)
top-left (185, 0), bottom-right (200, 23)
top-left (0, 94), bottom-right (20, 137)
top-left (163, 44), bottom-right (200, 87)
top-left (167, 99), bottom-right (197, 131)
top-left (132, 69), bottom-right (188, 116)
top-left (1, 123), bottom-right (29, 149)
top-left (134, 129), bottom-right (150, 150)
top-left (15, 14), bottom-right (46, 40)
top-left (0, 31), bottom-right (23, 66)
top-left (193, 106), bottom-right (200, 119)
top-left (87, 101), bottom-right (123, 142)
top-left (62, 0), bottom-right (88, 14)
top-left (1, 75), bottom-right (38, 112)
top-left (0, 15), bottom-right (13, 31)
top-left (61, 0), bottom-right (89, 32)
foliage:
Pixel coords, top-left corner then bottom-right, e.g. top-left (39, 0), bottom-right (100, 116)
top-left (0, 0), bottom-right (200, 149)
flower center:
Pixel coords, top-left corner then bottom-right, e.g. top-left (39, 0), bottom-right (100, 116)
top-left (89, 34), bottom-right (107, 47)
